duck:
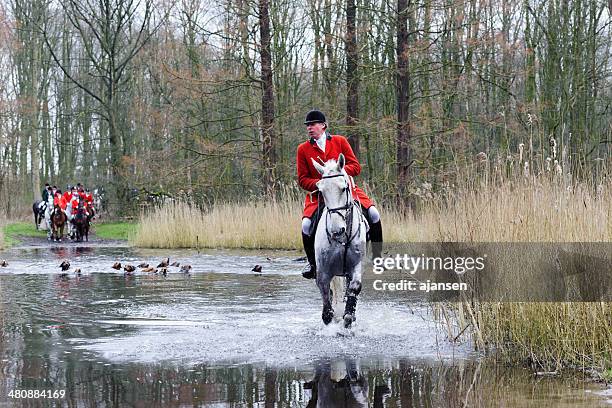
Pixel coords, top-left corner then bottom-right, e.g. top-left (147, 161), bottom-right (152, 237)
top-left (111, 262), bottom-right (122, 270)
top-left (124, 264), bottom-right (136, 273)
top-left (170, 261), bottom-right (180, 267)
top-left (137, 263), bottom-right (149, 268)
top-left (157, 258), bottom-right (170, 268)
top-left (142, 267), bottom-right (156, 273)
top-left (0, 260), bottom-right (7, 267)
top-left (180, 264), bottom-right (192, 273)
top-left (59, 260), bottom-right (70, 271)
top-left (74, 268), bottom-right (82, 276)
top-left (252, 265), bottom-right (262, 273)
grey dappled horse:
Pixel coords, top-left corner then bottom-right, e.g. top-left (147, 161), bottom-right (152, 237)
top-left (312, 153), bottom-right (367, 328)
top-left (304, 359), bottom-right (369, 407)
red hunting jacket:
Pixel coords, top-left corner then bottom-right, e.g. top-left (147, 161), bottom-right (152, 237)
top-left (53, 194), bottom-right (67, 210)
top-left (297, 133), bottom-right (373, 218)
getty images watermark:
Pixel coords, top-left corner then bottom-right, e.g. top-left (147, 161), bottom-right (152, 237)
top-left (371, 254), bottom-right (487, 292)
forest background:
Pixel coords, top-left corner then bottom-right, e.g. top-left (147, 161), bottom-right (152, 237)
top-left (0, 0), bottom-right (610, 216)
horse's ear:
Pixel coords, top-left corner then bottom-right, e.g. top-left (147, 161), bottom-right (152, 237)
top-left (337, 153), bottom-right (345, 171)
top-left (312, 158), bottom-right (325, 175)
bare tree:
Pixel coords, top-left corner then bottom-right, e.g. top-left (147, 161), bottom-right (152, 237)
top-left (259, 0), bottom-right (277, 195)
top-left (41, 0), bottom-right (157, 208)
top-left (345, 0), bottom-right (359, 156)
top-left (396, 0), bottom-right (412, 202)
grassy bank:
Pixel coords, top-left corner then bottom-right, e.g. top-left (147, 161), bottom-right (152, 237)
top-left (2, 222), bottom-right (47, 247)
top-left (0, 221), bottom-right (137, 246)
top-left (478, 303), bottom-right (611, 373)
top-left (0, 221), bottom-right (5, 249)
top-left (93, 222), bottom-right (137, 240)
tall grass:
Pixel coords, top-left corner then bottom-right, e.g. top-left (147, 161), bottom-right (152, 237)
top-left (132, 177), bottom-right (610, 247)
top-left (479, 303), bottom-right (611, 370)
top-left (132, 199), bottom-right (304, 249)
top-left (416, 178), bottom-right (611, 242)
top-left (426, 154), bottom-right (612, 374)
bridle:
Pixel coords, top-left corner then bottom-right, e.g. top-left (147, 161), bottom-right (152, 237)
top-left (320, 173), bottom-right (360, 246)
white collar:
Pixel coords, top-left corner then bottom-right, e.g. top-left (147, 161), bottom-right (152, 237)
top-left (315, 134), bottom-right (326, 151)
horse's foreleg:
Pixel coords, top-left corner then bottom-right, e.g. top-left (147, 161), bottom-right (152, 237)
top-left (344, 261), bottom-right (363, 328)
top-left (317, 275), bottom-right (334, 325)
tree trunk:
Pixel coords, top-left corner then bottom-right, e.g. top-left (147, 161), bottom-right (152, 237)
top-left (396, 0), bottom-right (412, 202)
top-left (259, 0), bottom-right (277, 195)
top-left (345, 0), bottom-right (360, 157)
top-left (30, 41), bottom-right (41, 201)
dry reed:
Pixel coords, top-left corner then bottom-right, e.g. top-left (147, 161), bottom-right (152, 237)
top-left (132, 199), bottom-right (304, 249)
top-left (426, 152), bottom-right (612, 374)
top-left (133, 176), bottom-right (610, 248)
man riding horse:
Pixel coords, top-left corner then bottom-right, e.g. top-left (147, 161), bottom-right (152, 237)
top-left (297, 110), bottom-right (383, 279)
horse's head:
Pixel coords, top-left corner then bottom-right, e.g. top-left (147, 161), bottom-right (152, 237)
top-left (312, 154), bottom-right (352, 237)
top-left (75, 203), bottom-right (87, 220)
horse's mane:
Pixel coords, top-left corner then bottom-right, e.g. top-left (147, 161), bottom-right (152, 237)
top-left (320, 158), bottom-right (340, 174)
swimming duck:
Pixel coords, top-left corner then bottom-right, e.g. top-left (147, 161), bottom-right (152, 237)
top-left (180, 264), bottom-right (192, 273)
top-left (111, 262), bottom-right (122, 270)
top-left (59, 260), bottom-right (70, 271)
top-left (157, 258), bottom-right (170, 268)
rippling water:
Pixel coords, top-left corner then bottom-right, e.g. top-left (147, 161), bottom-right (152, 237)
top-left (0, 245), bottom-right (608, 407)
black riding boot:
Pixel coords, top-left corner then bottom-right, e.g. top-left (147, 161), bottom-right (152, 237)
top-left (369, 220), bottom-right (383, 260)
top-left (301, 232), bottom-right (317, 279)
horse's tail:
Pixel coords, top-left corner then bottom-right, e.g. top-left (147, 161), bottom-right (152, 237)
top-left (33, 201), bottom-right (39, 229)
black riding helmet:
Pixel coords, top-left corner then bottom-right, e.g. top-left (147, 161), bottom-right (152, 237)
top-left (304, 110), bottom-right (326, 125)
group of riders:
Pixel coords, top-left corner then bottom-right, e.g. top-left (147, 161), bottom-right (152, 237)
top-left (36, 182), bottom-right (96, 240)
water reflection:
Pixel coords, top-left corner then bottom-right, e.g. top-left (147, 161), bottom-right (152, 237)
top-left (304, 359), bottom-right (379, 407)
top-left (0, 354), bottom-right (608, 407)
top-left (46, 246), bottom-right (96, 261)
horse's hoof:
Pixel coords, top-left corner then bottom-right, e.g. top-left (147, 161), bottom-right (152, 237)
top-left (322, 307), bottom-right (334, 325)
top-left (343, 314), bottom-right (355, 328)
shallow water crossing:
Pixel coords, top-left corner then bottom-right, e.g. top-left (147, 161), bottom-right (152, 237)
top-left (0, 245), bottom-right (609, 406)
